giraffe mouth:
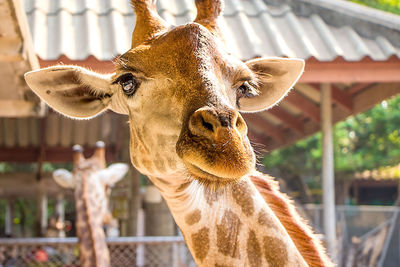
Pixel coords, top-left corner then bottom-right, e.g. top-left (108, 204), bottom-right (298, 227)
top-left (185, 161), bottom-right (246, 185)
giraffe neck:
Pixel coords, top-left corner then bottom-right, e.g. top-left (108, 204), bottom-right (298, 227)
top-left (150, 172), bottom-right (308, 267)
top-left (75, 172), bottom-right (110, 267)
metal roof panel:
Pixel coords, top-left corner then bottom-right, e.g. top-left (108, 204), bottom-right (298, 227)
top-left (23, 0), bottom-right (400, 62)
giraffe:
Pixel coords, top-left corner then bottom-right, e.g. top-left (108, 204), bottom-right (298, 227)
top-left (52, 141), bottom-right (128, 267)
top-left (25, 0), bottom-right (333, 266)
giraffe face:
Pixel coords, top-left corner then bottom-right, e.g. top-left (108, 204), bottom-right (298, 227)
top-left (25, 1), bottom-right (304, 186)
top-left (113, 23), bottom-right (255, 181)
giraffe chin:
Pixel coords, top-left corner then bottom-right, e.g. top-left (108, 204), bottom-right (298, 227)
top-left (185, 162), bottom-right (250, 188)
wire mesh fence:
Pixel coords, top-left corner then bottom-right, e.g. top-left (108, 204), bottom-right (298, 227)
top-left (0, 236), bottom-right (196, 267)
top-left (304, 204), bottom-right (400, 267)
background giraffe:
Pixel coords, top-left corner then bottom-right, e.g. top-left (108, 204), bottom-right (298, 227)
top-left (53, 141), bottom-right (128, 267)
top-left (26, 0), bottom-right (332, 265)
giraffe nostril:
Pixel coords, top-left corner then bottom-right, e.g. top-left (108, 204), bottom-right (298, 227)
top-left (201, 117), bottom-right (214, 132)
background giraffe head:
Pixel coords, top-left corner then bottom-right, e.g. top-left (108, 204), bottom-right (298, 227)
top-left (26, 0), bottom-right (304, 186)
top-left (53, 141), bottom-right (129, 225)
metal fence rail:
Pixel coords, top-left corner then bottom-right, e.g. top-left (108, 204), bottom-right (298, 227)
top-left (0, 236), bottom-right (195, 267)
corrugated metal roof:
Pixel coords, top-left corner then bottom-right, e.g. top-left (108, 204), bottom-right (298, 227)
top-left (0, 111), bottom-right (120, 148)
top-left (23, 0), bottom-right (400, 61)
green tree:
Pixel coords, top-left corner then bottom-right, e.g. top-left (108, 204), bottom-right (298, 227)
top-left (264, 95), bottom-right (400, 187)
top-left (350, 0), bottom-right (400, 15)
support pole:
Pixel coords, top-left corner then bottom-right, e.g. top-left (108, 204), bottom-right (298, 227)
top-left (128, 168), bottom-right (141, 236)
top-left (321, 83), bottom-right (337, 261)
top-left (36, 181), bottom-right (48, 237)
top-left (40, 192), bottom-right (48, 236)
top-left (56, 193), bottom-right (65, 237)
top-left (5, 200), bottom-right (12, 237)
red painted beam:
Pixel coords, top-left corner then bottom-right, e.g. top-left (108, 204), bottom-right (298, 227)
top-left (331, 85), bottom-right (353, 112)
top-left (347, 83), bottom-right (374, 95)
top-left (309, 84), bottom-right (353, 113)
top-left (0, 146), bottom-right (117, 163)
top-left (284, 91), bottom-right (320, 123)
top-left (301, 57), bottom-right (400, 83)
top-left (39, 57), bottom-right (400, 84)
top-left (267, 106), bottom-right (304, 134)
top-left (243, 114), bottom-right (285, 144)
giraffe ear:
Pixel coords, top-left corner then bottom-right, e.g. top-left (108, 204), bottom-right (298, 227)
top-left (25, 65), bottom-right (116, 119)
top-left (240, 58), bottom-right (304, 113)
top-left (98, 163), bottom-right (129, 187)
top-left (53, 169), bottom-right (75, 189)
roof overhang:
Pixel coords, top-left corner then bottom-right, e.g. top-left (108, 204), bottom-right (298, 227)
top-left (0, 0), bottom-right (43, 117)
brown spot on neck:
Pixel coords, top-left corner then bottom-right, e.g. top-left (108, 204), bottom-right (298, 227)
top-left (204, 188), bottom-right (223, 206)
top-left (263, 235), bottom-right (288, 267)
top-left (216, 210), bottom-right (241, 258)
top-left (247, 230), bottom-right (262, 267)
top-left (258, 210), bottom-right (275, 228)
top-left (231, 181), bottom-right (254, 217)
top-left (185, 209), bottom-right (202, 226)
top-left (191, 227), bottom-right (210, 262)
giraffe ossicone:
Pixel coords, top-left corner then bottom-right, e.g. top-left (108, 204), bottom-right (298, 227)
top-left (28, 0), bottom-right (332, 266)
top-left (53, 143), bottom-right (128, 267)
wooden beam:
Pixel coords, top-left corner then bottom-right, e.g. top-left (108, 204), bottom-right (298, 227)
top-left (0, 37), bottom-right (21, 58)
top-left (0, 100), bottom-right (37, 117)
top-left (347, 83), bottom-right (373, 95)
top-left (285, 91), bottom-right (320, 123)
top-left (267, 106), bottom-right (304, 134)
top-left (0, 146), bottom-right (117, 162)
top-left (266, 82), bottom-right (399, 151)
top-left (353, 83), bottom-right (400, 113)
top-left (10, 0), bottom-right (40, 70)
top-left (301, 57), bottom-right (400, 83)
top-left (331, 85), bottom-right (353, 112)
top-left (0, 54), bottom-right (23, 62)
top-left (243, 114), bottom-right (285, 144)
top-left (309, 84), bottom-right (353, 112)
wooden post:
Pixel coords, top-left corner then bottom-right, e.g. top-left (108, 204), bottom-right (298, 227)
top-left (128, 168), bottom-right (141, 236)
top-left (143, 178), bottom-right (175, 265)
top-left (321, 83), bottom-right (337, 261)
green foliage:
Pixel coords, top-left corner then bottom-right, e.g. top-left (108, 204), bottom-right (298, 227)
top-left (264, 95), bottom-right (400, 182)
top-left (350, 0), bottom-right (400, 15)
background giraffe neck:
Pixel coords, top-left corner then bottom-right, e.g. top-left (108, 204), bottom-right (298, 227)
top-left (75, 172), bottom-right (110, 267)
top-left (151, 174), bottom-right (307, 267)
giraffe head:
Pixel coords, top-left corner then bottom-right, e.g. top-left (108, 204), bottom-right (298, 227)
top-left (26, 0), bottom-right (303, 186)
top-left (53, 142), bottom-right (128, 222)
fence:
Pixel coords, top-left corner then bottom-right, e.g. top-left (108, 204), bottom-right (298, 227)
top-left (304, 204), bottom-right (400, 266)
top-left (0, 236), bottom-right (196, 267)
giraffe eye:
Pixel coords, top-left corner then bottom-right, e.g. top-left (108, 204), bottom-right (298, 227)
top-left (116, 73), bottom-right (139, 96)
top-left (237, 81), bottom-right (258, 99)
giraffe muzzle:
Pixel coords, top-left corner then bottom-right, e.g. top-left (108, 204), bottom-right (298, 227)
top-left (176, 106), bottom-right (255, 184)
top-left (188, 106), bottom-right (247, 141)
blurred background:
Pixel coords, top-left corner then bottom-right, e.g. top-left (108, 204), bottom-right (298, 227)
top-left (0, 0), bottom-right (399, 266)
